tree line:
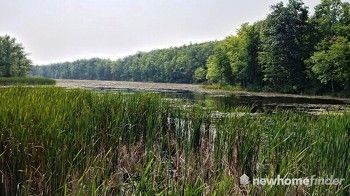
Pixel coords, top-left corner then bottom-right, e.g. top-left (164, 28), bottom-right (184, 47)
top-left (32, 42), bottom-right (217, 84)
top-left (32, 0), bottom-right (350, 94)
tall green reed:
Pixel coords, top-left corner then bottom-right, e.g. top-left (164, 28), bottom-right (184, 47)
top-left (0, 87), bottom-right (349, 195)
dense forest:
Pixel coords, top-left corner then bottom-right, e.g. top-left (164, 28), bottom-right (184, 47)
top-left (32, 0), bottom-right (350, 94)
top-left (32, 42), bottom-right (217, 84)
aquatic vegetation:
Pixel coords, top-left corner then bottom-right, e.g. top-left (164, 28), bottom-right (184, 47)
top-left (0, 77), bottom-right (56, 86)
top-left (0, 87), bottom-right (349, 195)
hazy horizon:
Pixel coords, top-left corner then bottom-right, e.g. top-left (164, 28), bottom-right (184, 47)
top-left (1, 0), bottom-right (324, 65)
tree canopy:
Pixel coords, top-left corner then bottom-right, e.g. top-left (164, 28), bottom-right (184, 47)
top-left (259, 0), bottom-right (310, 92)
top-left (0, 35), bottom-right (32, 77)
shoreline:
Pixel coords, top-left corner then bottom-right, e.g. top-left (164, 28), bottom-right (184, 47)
top-left (55, 79), bottom-right (350, 104)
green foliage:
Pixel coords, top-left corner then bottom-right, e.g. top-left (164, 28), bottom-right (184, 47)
top-left (206, 44), bottom-right (232, 84)
top-left (0, 35), bottom-right (32, 77)
top-left (194, 67), bottom-right (207, 83)
top-left (206, 56), bottom-right (221, 83)
top-left (32, 42), bottom-right (216, 84)
top-left (306, 0), bottom-right (350, 94)
top-left (307, 37), bottom-right (350, 92)
top-left (0, 77), bottom-right (55, 86)
top-left (224, 23), bottom-right (262, 88)
top-left (311, 0), bottom-right (350, 40)
top-left (259, 0), bottom-right (309, 92)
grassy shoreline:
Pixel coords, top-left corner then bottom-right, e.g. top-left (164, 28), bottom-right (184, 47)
top-left (0, 77), bottom-right (56, 86)
top-left (202, 84), bottom-right (350, 98)
top-left (0, 87), bottom-right (349, 195)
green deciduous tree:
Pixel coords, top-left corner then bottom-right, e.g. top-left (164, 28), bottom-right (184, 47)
top-left (194, 67), bottom-right (207, 83)
top-left (311, 0), bottom-right (350, 41)
top-left (306, 0), bottom-right (350, 93)
top-left (307, 37), bottom-right (350, 92)
top-left (0, 35), bottom-right (32, 77)
top-left (206, 45), bottom-right (233, 84)
top-left (259, 0), bottom-right (309, 92)
top-left (224, 23), bottom-right (262, 88)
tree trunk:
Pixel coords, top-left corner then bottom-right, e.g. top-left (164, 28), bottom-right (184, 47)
top-left (345, 80), bottom-right (350, 95)
top-left (331, 80), bottom-right (334, 94)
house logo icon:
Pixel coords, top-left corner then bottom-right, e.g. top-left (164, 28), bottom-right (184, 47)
top-left (240, 174), bottom-right (250, 185)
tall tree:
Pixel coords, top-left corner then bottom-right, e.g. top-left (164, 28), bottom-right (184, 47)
top-left (311, 0), bottom-right (350, 41)
top-left (259, 0), bottom-right (309, 92)
top-left (224, 23), bottom-right (262, 88)
top-left (306, 0), bottom-right (350, 93)
top-left (194, 67), bottom-right (207, 83)
top-left (206, 44), bottom-right (233, 84)
top-left (0, 35), bottom-right (32, 77)
top-left (307, 37), bottom-right (350, 93)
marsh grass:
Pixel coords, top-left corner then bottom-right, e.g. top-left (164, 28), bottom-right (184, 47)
top-left (0, 87), bottom-right (349, 195)
top-left (0, 77), bottom-right (56, 86)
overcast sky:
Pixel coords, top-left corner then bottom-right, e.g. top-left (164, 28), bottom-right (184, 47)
top-left (0, 0), bottom-right (326, 65)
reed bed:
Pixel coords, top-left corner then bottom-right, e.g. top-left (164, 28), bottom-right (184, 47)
top-left (0, 77), bottom-right (56, 86)
top-left (0, 87), bottom-right (349, 195)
